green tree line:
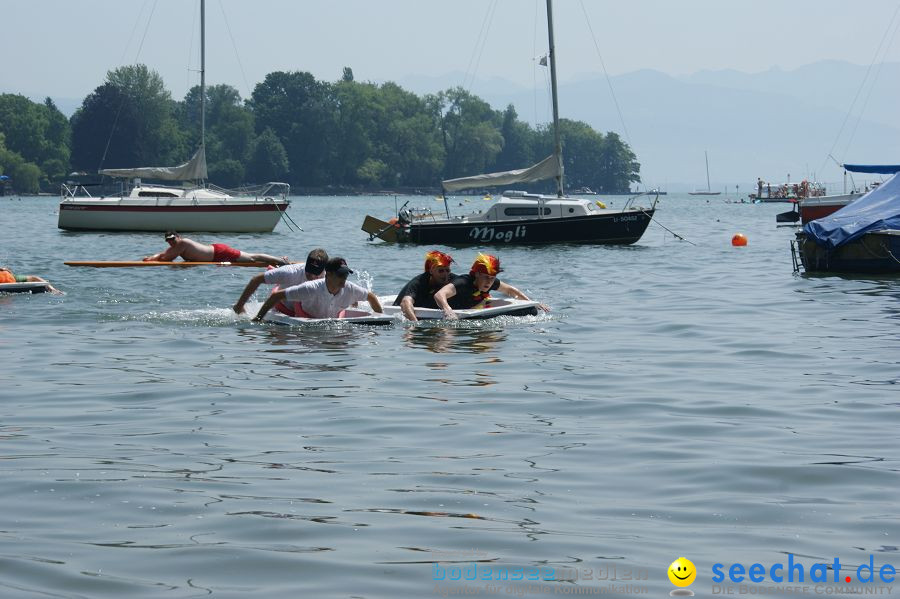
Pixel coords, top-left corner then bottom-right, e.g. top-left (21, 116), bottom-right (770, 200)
top-left (0, 65), bottom-right (640, 194)
top-left (0, 95), bottom-right (70, 193)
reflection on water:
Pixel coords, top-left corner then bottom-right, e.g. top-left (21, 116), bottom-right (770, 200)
top-left (794, 275), bottom-right (900, 295)
top-left (403, 325), bottom-right (508, 354)
top-left (792, 275), bottom-right (900, 323)
top-left (245, 323), bottom-right (372, 352)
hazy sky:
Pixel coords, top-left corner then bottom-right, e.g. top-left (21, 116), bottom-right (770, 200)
top-left (5, 0), bottom-right (900, 102)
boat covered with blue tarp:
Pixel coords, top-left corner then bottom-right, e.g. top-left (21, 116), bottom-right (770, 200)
top-left (842, 164), bottom-right (900, 174)
top-left (803, 172), bottom-right (900, 250)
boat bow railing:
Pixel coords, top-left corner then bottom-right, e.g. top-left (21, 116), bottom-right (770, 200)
top-left (209, 181), bottom-right (291, 201)
top-left (622, 190), bottom-right (659, 211)
top-left (258, 182), bottom-right (291, 200)
top-left (60, 183), bottom-right (99, 200)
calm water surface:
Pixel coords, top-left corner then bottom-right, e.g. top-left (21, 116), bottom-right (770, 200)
top-left (1, 194), bottom-right (898, 598)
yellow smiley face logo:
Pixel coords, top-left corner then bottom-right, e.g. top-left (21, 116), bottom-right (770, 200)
top-left (668, 557), bottom-right (697, 587)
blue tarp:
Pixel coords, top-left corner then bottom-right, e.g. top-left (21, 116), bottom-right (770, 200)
top-left (804, 172), bottom-right (900, 249)
top-left (843, 164), bottom-right (900, 174)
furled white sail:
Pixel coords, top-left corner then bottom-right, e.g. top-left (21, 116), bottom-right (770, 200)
top-left (99, 146), bottom-right (208, 181)
top-left (442, 154), bottom-right (561, 192)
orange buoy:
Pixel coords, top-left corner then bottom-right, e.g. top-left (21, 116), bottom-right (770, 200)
top-left (731, 233), bottom-right (748, 246)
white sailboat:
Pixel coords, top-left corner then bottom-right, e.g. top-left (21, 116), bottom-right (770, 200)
top-left (688, 151), bottom-right (721, 196)
top-left (362, 0), bottom-right (657, 245)
top-left (58, 0), bottom-right (290, 232)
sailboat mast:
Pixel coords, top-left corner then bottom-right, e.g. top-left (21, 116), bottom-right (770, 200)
top-left (200, 0), bottom-right (206, 151)
top-left (705, 151), bottom-right (710, 191)
top-left (546, 0), bottom-right (564, 197)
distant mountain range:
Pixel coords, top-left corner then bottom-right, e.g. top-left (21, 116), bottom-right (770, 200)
top-left (397, 60), bottom-right (900, 192)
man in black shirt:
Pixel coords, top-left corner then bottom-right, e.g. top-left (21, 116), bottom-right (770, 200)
top-left (393, 250), bottom-right (455, 322)
top-left (434, 253), bottom-right (540, 319)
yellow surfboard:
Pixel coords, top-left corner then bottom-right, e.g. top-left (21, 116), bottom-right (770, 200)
top-left (64, 261), bottom-right (273, 268)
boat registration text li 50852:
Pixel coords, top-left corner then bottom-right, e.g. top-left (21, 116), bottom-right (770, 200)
top-left (468, 226), bottom-right (527, 242)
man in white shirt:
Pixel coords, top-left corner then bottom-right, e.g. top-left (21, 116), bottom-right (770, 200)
top-left (233, 248), bottom-right (328, 315)
top-left (253, 257), bottom-right (383, 321)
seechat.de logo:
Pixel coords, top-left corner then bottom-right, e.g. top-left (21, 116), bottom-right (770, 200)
top-left (711, 554), bottom-right (896, 584)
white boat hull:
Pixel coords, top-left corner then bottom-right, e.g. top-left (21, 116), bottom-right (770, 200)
top-left (58, 198), bottom-right (289, 232)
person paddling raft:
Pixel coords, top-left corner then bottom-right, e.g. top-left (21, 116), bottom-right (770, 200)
top-left (252, 257), bottom-right (383, 321)
top-left (233, 248), bottom-right (328, 315)
top-left (433, 253), bottom-right (546, 320)
top-left (393, 250), bottom-right (456, 322)
top-left (142, 231), bottom-right (288, 266)
top-left (0, 266), bottom-right (62, 294)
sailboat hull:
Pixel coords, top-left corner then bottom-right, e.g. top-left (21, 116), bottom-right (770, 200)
top-left (365, 209), bottom-right (655, 245)
top-left (58, 198), bottom-right (290, 232)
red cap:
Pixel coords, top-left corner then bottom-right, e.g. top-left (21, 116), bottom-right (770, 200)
top-left (424, 250), bottom-right (454, 272)
top-left (469, 253), bottom-right (502, 276)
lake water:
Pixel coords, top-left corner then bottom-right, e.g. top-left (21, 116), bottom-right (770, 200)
top-left (1, 194), bottom-right (898, 598)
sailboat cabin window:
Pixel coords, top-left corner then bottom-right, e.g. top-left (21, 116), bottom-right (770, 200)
top-left (138, 191), bottom-right (179, 198)
top-left (504, 207), bottom-right (551, 216)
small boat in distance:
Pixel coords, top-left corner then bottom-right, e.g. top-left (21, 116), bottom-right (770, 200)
top-left (753, 179), bottom-right (825, 203)
top-left (774, 164), bottom-right (899, 224)
top-left (58, 0), bottom-right (290, 233)
top-left (688, 151), bottom-right (721, 196)
top-left (361, 0), bottom-right (656, 245)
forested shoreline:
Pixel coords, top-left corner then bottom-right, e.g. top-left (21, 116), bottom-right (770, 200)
top-left (0, 65), bottom-right (640, 195)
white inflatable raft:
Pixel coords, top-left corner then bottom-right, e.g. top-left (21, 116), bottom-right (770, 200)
top-left (263, 308), bottom-right (395, 326)
top-left (378, 295), bottom-right (540, 320)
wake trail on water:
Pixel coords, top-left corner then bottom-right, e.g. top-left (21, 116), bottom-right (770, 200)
top-left (112, 298), bottom-right (557, 330)
top-left (131, 307), bottom-right (248, 327)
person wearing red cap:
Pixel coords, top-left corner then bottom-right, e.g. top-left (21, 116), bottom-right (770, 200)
top-left (252, 257), bottom-right (383, 321)
top-left (433, 253), bottom-right (542, 320)
top-left (393, 250), bottom-right (456, 322)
